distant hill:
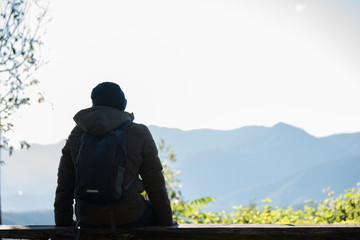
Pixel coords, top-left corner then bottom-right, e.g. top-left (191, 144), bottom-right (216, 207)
top-left (2, 140), bottom-right (65, 212)
top-left (3, 210), bottom-right (54, 225)
top-left (148, 123), bottom-right (360, 211)
top-left (213, 156), bottom-right (360, 211)
top-left (2, 122), bottom-right (360, 217)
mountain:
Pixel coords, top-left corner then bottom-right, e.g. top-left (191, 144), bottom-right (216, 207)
top-left (213, 156), bottom-right (360, 211)
top-left (3, 210), bottom-right (54, 225)
top-left (2, 140), bottom-right (65, 212)
top-left (1, 122), bottom-right (360, 217)
top-left (148, 123), bottom-right (360, 211)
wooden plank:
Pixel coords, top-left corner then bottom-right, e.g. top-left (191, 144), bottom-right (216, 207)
top-left (0, 225), bottom-right (74, 239)
top-left (0, 224), bottom-right (359, 240)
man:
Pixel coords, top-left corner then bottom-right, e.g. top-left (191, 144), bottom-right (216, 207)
top-left (54, 82), bottom-right (173, 227)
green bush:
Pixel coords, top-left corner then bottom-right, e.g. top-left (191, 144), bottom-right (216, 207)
top-left (159, 141), bottom-right (360, 224)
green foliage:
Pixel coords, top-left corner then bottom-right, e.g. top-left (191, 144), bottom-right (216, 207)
top-left (219, 186), bottom-right (360, 224)
top-left (159, 141), bottom-right (360, 224)
top-left (158, 139), bottom-right (215, 223)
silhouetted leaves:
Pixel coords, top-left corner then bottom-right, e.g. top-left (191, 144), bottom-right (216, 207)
top-left (0, 0), bottom-right (48, 155)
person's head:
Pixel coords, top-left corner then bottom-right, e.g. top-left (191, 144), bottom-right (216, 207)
top-left (91, 82), bottom-right (127, 110)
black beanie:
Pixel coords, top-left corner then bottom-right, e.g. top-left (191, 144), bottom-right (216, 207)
top-left (91, 82), bottom-right (127, 110)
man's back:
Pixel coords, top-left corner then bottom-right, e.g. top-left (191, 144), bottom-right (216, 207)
top-left (54, 82), bottom-right (173, 227)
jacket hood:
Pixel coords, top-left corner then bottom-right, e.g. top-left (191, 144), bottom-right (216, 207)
top-left (73, 106), bottom-right (134, 136)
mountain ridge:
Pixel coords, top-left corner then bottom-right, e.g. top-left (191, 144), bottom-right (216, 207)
top-left (1, 122), bottom-right (359, 214)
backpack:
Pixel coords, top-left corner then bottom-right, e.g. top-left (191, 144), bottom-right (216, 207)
top-left (75, 120), bottom-right (135, 204)
top-left (74, 121), bottom-right (135, 240)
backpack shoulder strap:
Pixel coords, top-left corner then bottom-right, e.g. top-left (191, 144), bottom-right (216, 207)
top-left (115, 120), bottom-right (137, 192)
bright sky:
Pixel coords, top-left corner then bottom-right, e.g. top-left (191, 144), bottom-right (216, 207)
top-left (7, 0), bottom-right (360, 146)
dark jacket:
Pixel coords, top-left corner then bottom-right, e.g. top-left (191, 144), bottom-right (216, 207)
top-left (54, 106), bottom-right (173, 226)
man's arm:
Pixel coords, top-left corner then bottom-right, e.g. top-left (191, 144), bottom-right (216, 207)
top-left (54, 139), bottom-right (75, 226)
top-left (139, 127), bottom-right (173, 226)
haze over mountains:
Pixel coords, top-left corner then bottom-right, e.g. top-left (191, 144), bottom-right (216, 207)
top-left (2, 123), bottom-right (360, 217)
top-left (149, 122), bottom-right (360, 211)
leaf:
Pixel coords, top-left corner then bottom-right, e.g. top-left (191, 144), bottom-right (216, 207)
top-left (20, 141), bottom-right (30, 149)
top-left (9, 146), bottom-right (14, 155)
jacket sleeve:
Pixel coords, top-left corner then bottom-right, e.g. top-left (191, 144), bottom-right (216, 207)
top-left (139, 127), bottom-right (173, 226)
top-left (54, 139), bottom-right (75, 226)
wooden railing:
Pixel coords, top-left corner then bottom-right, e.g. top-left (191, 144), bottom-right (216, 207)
top-left (0, 224), bottom-right (360, 239)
